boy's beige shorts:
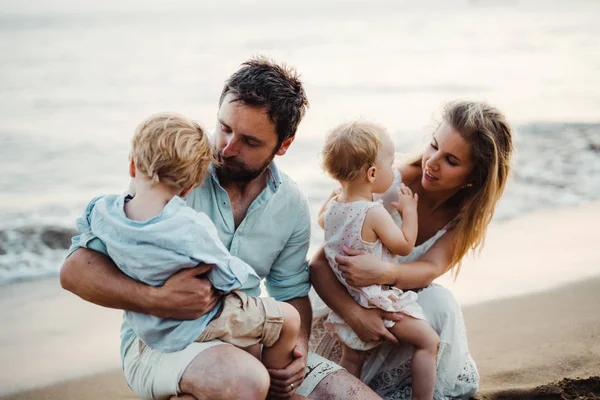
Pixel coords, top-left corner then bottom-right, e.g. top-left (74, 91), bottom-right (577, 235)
top-left (123, 292), bottom-right (342, 399)
top-left (197, 291), bottom-right (283, 347)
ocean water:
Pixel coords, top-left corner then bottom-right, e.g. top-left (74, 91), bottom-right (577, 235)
top-left (0, 0), bottom-right (599, 286)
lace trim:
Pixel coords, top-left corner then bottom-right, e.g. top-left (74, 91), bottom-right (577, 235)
top-left (457, 355), bottom-right (479, 385)
top-left (368, 356), bottom-right (478, 400)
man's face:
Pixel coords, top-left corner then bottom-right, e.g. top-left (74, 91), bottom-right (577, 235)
top-left (214, 93), bottom-right (281, 182)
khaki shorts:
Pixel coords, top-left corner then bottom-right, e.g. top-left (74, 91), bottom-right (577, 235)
top-left (123, 337), bottom-right (341, 400)
top-left (197, 291), bottom-right (283, 347)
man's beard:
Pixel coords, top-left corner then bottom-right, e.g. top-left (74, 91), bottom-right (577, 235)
top-left (216, 151), bottom-right (276, 183)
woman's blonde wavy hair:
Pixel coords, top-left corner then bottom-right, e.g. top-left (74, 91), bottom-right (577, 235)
top-left (414, 101), bottom-right (514, 277)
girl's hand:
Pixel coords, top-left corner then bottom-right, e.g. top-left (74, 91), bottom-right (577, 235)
top-left (335, 245), bottom-right (392, 287)
top-left (346, 306), bottom-right (403, 344)
top-left (391, 183), bottom-right (418, 214)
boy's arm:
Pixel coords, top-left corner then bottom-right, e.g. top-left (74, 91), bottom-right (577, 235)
top-left (364, 205), bottom-right (417, 256)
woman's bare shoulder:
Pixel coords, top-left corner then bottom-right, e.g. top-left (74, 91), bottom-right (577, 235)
top-left (397, 163), bottom-right (421, 186)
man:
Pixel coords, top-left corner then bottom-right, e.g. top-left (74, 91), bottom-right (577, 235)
top-left (61, 57), bottom-right (382, 400)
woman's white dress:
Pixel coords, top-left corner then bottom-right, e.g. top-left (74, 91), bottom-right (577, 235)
top-left (307, 171), bottom-right (479, 399)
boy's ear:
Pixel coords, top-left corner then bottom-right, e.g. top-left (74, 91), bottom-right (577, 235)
top-left (367, 165), bottom-right (377, 183)
top-left (275, 136), bottom-right (296, 156)
top-left (179, 185), bottom-right (194, 198)
top-left (129, 158), bottom-right (136, 178)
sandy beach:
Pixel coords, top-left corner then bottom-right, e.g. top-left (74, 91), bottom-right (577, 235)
top-left (2, 202), bottom-right (599, 400)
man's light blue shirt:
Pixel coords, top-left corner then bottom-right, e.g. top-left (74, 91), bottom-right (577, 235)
top-left (68, 163), bottom-right (311, 363)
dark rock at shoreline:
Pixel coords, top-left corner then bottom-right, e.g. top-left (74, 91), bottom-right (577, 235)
top-left (479, 376), bottom-right (600, 399)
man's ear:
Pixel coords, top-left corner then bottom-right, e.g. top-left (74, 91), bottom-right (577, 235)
top-left (367, 165), bottom-right (377, 183)
top-left (129, 158), bottom-right (136, 178)
top-left (179, 185), bottom-right (194, 198)
top-left (275, 136), bottom-right (296, 156)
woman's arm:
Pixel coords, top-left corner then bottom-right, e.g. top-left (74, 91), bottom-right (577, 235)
top-left (336, 229), bottom-right (456, 290)
top-left (310, 247), bottom-right (401, 343)
top-left (60, 248), bottom-right (219, 319)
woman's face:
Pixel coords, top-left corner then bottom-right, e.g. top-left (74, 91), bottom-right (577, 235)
top-left (421, 122), bottom-right (475, 192)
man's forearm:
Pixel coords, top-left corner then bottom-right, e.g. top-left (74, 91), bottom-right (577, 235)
top-left (285, 296), bottom-right (312, 349)
top-left (60, 248), bottom-right (155, 313)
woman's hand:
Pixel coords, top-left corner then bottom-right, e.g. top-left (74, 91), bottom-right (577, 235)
top-left (335, 245), bottom-right (393, 287)
top-left (346, 306), bottom-right (403, 343)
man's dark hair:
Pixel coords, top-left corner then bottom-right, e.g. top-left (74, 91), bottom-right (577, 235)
top-left (219, 56), bottom-right (309, 146)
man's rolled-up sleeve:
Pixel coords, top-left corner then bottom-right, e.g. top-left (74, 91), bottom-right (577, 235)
top-left (265, 195), bottom-right (311, 302)
top-left (67, 235), bottom-right (108, 258)
top-left (66, 196), bottom-right (109, 258)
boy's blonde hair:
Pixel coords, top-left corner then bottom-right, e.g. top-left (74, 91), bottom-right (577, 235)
top-left (131, 112), bottom-right (216, 190)
top-left (322, 121), bottom-right (387, 182)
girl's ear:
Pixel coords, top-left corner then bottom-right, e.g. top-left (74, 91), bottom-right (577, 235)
top-left (129, 158), bottom-right (136, 178)
top-left (367, 165), bottom-right (377, 183)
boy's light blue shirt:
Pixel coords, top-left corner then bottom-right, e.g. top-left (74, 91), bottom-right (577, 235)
top-left (68, 163), bottom-right (311, 361)
top-left (76, 194), bottom-right (261, 352)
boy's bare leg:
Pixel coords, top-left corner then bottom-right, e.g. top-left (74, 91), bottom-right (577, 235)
top-left (339, 343), bottom-right (367, 378)
top-left (262, 302), bottom-right (301, 369)
top-left (174, 344), bottom-right (270, 400)
top-left (389, 317), bottom-right (439, 400)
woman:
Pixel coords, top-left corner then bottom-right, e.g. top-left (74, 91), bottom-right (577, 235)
top-left (307, 101), bottom-right (514, 399)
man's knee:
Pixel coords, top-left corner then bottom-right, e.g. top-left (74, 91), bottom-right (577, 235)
top-left (180, 345), bottom-right (269, 400)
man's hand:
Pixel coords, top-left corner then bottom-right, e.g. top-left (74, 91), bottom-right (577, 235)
top-left (150, 264), bottom-right (220, 320)
top-left (346, 306), bottom-right (403, 344)
top-left (267, 343), bottom-right (307, 399)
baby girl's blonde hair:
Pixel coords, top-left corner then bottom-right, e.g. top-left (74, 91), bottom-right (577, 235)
top-left (322, 121), bottom-right (387, 182)
top-left (131, 112), bottom-right (216, 190)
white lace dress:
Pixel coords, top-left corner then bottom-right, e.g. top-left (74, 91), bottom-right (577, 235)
top-left (307, 171), bottom-right (479, 399)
